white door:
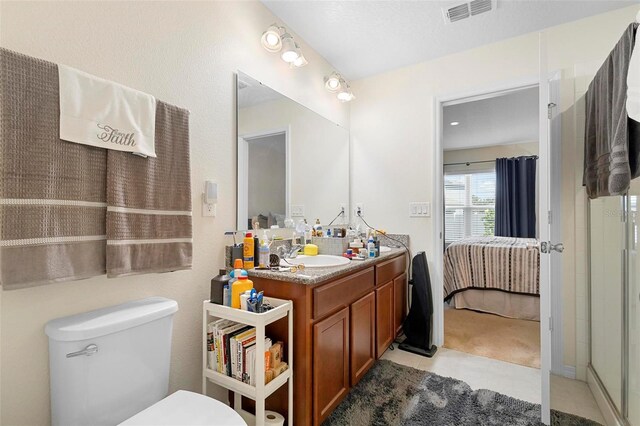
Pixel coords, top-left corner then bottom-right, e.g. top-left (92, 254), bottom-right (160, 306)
top-left (538, 33), bottom-right (563, 425)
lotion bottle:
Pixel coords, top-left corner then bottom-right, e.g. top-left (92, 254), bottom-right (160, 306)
top-left (243, 232), bottom-right (255, 269)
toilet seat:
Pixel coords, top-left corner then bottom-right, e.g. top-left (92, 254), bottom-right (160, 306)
top-left (119, 390), bottom-right (247, 426)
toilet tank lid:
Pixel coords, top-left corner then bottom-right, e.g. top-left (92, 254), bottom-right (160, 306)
top-left (45, 297), bottom-right (179, 342)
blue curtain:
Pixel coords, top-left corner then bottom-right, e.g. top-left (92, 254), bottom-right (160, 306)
top-left (495, 156), bottom-right (537, 238)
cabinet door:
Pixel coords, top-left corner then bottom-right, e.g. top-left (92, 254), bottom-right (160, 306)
top-left (350, 292), bottom-right (375, 386)
top-left (313, 307), bottom-right (349, 425)
top-left (393, 272), bottom-right (407, 337)
top-left (376, 281), bottom-right (394, 358)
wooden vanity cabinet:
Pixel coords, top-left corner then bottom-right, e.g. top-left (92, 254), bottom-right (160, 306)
top-left (250, 252), bottom-right (407, 426)
top-left (375, 280), bottom-right (394, 358)
top-left (394, 272), bottom-right (407, 336)
top-left (313, 307), bottom-right (350, 425)
top-left (349, 291), bottom-right (376, 386)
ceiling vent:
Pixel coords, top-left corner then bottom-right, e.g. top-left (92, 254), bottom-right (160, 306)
top-left (445, 3), bottom-right (470, 23)
top-left (443, 0), bottom-right (495, 24)
top-left (470, 0), bottom-right (493, 16)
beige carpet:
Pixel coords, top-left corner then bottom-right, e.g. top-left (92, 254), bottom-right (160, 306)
top-left (444, 308), bottom-right (540, 369)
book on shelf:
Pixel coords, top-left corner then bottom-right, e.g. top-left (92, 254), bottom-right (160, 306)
top-left (207, 320), bottom-right (287, 386)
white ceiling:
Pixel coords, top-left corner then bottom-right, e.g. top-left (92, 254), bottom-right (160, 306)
top-left (443, 87), bottom-right (539, 150)
top-left (262, 0), bottom-right (636, 80)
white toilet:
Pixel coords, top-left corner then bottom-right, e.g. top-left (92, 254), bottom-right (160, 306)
top-left (45, 297), bottom-right (246, 426)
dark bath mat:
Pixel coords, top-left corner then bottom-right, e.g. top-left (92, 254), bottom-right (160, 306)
top-left (323, 359), bottom-right (601, 426)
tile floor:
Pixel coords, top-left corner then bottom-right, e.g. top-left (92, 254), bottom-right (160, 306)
top-left (381, 346), bottom-right (605, 424)
top-left (550, 374), bottom-right (606, 425)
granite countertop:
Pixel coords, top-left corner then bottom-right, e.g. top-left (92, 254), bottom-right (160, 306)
top-left (246, 247), bottom-right (407, 285)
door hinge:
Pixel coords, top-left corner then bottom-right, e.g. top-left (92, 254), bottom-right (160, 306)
top-left (547, 102), bottom-right (556, 119)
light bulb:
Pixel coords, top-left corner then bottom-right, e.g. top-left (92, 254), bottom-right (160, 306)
top-left (337, 79), bottom-right (355, 102)
top-left (292, 53), bottom-right (308, 68)
top-left (261, 24), bottom-right (282, 53)
top-left (265, 33), bottom-right (279, 47)
top-left (280, 34), bottom-right (299, 63)
top-left (324, 72), bottom-right (342, 92)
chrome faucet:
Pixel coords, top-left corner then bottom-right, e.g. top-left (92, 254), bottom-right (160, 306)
top-left (286, 244), bottom-right (303, 259)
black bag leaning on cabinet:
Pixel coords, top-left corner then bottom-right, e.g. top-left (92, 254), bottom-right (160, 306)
top-left (399, 251), bottom-right (437, 357)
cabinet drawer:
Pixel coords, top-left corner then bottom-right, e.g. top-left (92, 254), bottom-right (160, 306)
top-left (314, 267), bottom-right (374, 320)
top-left (375, 255), bottom-right (406, 286)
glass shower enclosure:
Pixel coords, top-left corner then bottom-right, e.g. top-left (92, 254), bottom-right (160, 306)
top-left (589, 178), bottom-right (640, 424)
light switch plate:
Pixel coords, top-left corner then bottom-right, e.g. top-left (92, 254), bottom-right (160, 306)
top-left (409, 202), bottom-right (430, 217)
top-left (291, 205), bottom-right (305, 217)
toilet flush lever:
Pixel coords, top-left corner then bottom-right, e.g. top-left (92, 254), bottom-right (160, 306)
top-left (66, 344), bottom-right (98, 358)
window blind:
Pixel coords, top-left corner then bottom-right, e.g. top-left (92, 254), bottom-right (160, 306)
top-left (444, 170), bottom-right (496, 244)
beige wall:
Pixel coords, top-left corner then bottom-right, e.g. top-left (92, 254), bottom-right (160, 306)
top-left (0, 2), bottom-right (349, 425)
top-left (350, 5), bottom-right (640, 378)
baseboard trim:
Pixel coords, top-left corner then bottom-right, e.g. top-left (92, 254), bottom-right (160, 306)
top-left (561, 365), bottom-right (576, 379)
top-left (586, 365), bottom-right (624, 426)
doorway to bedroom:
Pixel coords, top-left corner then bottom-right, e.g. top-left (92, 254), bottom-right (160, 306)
top-left (441, 86), bottom-right (542, 370)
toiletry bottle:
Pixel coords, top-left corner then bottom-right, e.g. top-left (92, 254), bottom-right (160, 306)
top-left (232, 275), bottom-right (253, 309)
top-left (210, 269), bottom-right (230, 304)
top-left (314, 219), bottom-right (323, 237)
top-left (226, 259), bottom-right (244, 306)
top-left (259, 232), bottom-right (270, 268)
top-left (243, 232), bottom-right (255, 269)
top-left (253, 234), bottom-right (259, 267)
top-left (368, 236), bottom-right (376, 258)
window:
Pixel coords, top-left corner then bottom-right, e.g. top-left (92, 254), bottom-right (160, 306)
top-left (444, 170), bottom-right (496, 244)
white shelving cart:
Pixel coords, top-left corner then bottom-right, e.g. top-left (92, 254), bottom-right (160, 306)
top-left (202, 297), bottom-right (293, 426)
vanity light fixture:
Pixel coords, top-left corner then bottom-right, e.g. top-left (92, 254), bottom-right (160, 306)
top-left (261, 24), bottom-right (283, 52)
top-left (338, 84), bottom-right (356, 102)
top-left (324, 72), bottom-right (342, 92)
top-left (261, 24), bottom-right (308, 67)
top-left (325, 72), bottom-right (355, 102)
top-left (292, 51), bottom-right (308, 68)
top-left (280, 33), bottom-right (299, 63)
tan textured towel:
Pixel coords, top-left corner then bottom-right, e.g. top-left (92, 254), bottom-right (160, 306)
top-left (0, 48), bottom-right (107, 289)
top-left (1, 47), bottom-right (192, 287)
top-left (583, 23), bottom-right (640, 198)
top-left (106, 101), bottom-right (192, 277)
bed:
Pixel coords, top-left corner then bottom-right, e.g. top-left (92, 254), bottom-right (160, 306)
top-left (443, 236), bottom-right (540, 321)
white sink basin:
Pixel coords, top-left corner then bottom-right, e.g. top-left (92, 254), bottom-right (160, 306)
top-left (380, 246), bottom-right (392, 253)
top-left (280, 254), bottom-right (351, 268)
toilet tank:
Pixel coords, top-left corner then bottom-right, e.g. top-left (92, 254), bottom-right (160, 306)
top-left (45, 297), bottom-right (179, 426)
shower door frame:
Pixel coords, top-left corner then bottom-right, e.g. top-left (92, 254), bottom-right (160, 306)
top-left (587, 193), bottom-right (632, 425)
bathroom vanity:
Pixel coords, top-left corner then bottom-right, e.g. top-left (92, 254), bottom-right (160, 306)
top-left (245, 248), bottom-right (407, 426)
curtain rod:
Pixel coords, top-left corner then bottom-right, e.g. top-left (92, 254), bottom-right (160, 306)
top-left (444, 155), bottom-right (538, 167)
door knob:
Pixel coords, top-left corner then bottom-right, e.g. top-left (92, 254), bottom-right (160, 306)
top-left (550, 243), bottom-right (564, 253)
top-left (541, 242), bottom-right (564, 254)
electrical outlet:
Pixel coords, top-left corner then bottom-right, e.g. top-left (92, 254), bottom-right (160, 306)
top-left (339, 203), bottom-right (346, 216)
top-left (202, 201), bottom-right (216, 217)
top-left (355, 203), bottom-right (364, 217)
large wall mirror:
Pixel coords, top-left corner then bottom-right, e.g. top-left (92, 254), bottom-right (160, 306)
top-left (236, 71), bottom-right (350, 231)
